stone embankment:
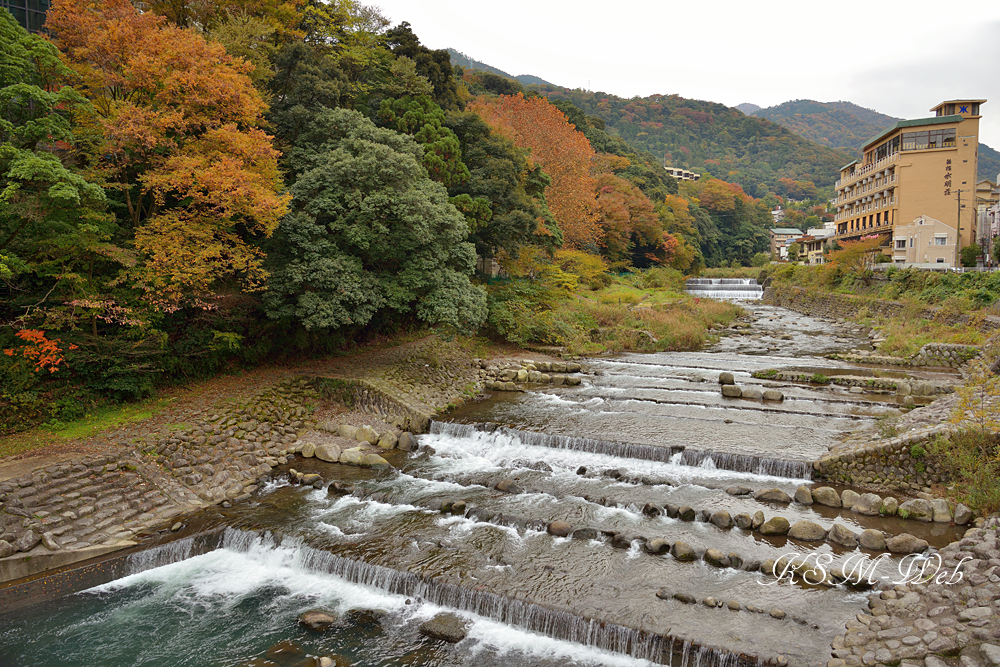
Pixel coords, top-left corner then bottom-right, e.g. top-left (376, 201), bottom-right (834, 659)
top-left (828, 519), bottom-right (1000, 667)
top-left (477, 357), bottom-right (584, 392)
top-left (762, 285), bottom-right (1000, 334)
top-left (831, 343), bottom-right (982, 370)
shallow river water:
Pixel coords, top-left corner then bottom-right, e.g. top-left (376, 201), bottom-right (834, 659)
top-left (0, 306), bottom-right (965, 667)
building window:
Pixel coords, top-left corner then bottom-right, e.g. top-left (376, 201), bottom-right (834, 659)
top-left (902, 128), bottom-right (956, 151)
top-left (909, 238), bottom-right (914, 247)
top-left (934, 237), bottom-right (947, 246)
top-left (936, 258), bottom-right (945, 263)
top-left (895, 240), bottom-right (906, 249)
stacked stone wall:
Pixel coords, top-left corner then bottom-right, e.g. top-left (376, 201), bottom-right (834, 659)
top-left (762, 285), bottom-right (1000, 333)
top-left (311, 377), bottom-right (434, 434)
top-left (813, 424), bottom-right (953, 492)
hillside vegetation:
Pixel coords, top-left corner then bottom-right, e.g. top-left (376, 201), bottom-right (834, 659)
top-left (532, 86), bottom-right (854, 201)
top-left (750, 99), bottom-right (1000, 182)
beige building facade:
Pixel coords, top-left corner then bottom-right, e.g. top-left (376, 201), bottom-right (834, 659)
top-left (833, 100), bottom-right (984, 263)
top-left (891, 216), bottom-right (956, 265)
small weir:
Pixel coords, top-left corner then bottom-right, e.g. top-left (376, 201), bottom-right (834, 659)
top-left (430, 421), bottom-right (813, 479)
top-left (685, 278), bottom-right (763, 301)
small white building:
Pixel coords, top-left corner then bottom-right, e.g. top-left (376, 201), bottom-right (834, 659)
top-left (892, 216), bottom-right (957, 267)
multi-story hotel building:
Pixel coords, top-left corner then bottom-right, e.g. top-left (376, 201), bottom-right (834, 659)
top-left (833, 100), bottom-right (984, 261)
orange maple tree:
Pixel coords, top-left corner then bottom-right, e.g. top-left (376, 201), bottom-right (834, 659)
top-left (468, 93), bottom-right (598, 248)
top-left (47, 0), bottom-right (289, 306)
top-left (593, 173), bottom-right (661, 265)
top-left (3, 330), bottom-right (77, 373)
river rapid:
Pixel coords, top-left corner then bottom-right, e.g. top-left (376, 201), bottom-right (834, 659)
top-left (0, 306), bottom-right (965, 667)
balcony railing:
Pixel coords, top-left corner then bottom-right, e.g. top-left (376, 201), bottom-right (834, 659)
top-left (834, 196), bottom-right (897, 222)
top-left (835, 152), bottom-right (900, 189)
top-left (835, 174), bottom-right (897, 205)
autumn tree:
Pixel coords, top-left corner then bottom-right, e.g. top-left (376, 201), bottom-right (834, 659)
top-left (827, 234), bottom-right (885, 283)
top-left (469, 93), bottom-right (597, 248)
top-left (264, 109), bottom-right (486, 334)
top-left (47, 0), bottom-right (289, 306)
top-left (592, 172), bottom-right (661, 267)
top-left (447, 111), bottom-right (562, 257)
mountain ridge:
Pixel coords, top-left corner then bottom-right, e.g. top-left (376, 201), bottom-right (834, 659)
top-left (446, 48), bottom-right (554, 87)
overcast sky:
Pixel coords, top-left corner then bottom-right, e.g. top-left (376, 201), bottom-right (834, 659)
top-left (372, 0), bottom-right (1000, 162)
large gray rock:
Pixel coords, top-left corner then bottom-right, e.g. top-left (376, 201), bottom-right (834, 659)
top-left (719, 372), bottom-right (735, 385)
top-left (930, 498), bottom-right (951, 523)
top-left (751, 511), bottom-right (765, 530)
top-left (954, 503), bottom-right (974, 525)
top-left (759, 517), bottom-right (790, 536)
top-left (314, 444), bottom-right (342, 463)
top-left (721, 385), bottom-right (742, 398)
top-left (811, 486), bottom-right (841, 507)
top-left (0, 540), bottom-right (15, 558)
top-left (704, 549), bottom-right (730, 568)
top-left (495, 479), bottom-right (523, 494)
top-left (13, 530), bottom-right (40, 552)
top-left (787, 520), bottom-right (826, 542)
top-left (886, 533), bottom-right (929, 554)
top-left (339, 448), bottom-right (367, 466)
top-left (547, 521), bottom-right (572, 537)
top-left (841, 489), bottom-right (861, 508)
top-left (645, 538), bottom-right (670, 554)
top-left (858, 529), bottom-right (886, 551)
top-left (301, 442), bottom-right (316, 458)
top-left (363, 453), bottom-right (390, 469)
top-left (793, 486), bottom-right (813, 505)
top-left (419, 612), bottom-right (469, 643)
top-left (741, 387), bottom-right (763, 400)
top-left (671, 541), bottom-right (697, 561)
top-left (734, 513), bottom-right (753, 530)
top-left (337, 425), bottom-right (358, 439)
top-left (827, 524), bottom-right (858, 548)
top-left (677, 506), bottom-right (696, 521)
top-left (980, 644), bottom-right (1000, 667)
top-left (851, 493), bottom-right (882, 516)
top-left (880, 497), bottom-right (898, 515)
top-left (354, 426), bottom-right (379, 445)
top-left (762, 389), bottom-right (784, 402)
top-left (754, 488), bottom-right (792, 504)
top-left (377, 432), bottom-right (398, 450)
top-left (710, 511), bottom-right (733, 529)
top-left (397, 432), bottom-right (416, 451)
top-left (898, 498), bottom-right (933, 522)
top-left (299, 609), bottom-right (339, 632)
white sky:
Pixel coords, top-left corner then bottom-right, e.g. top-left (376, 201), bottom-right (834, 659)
top-left (372, 0), bottom-right (1000, 162)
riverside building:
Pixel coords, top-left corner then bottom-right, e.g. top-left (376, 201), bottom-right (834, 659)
top-left (833, 100), bottom-right (984, 266)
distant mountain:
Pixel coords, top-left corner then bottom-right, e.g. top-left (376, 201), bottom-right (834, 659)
top-left (446, 49), bottom-right (553, 87)
top-left (531, 86), bottom-right (853, 199)
top-left (751, 99), bottom-right (999, 182)
top-left (735, 103), bottom-right (760, 115)
top-left (751, 100), bottom-right (900, 153)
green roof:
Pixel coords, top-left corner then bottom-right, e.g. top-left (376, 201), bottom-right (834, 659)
top-left (839, 159), bottom-right (860, 172)
top-left (863, 115), bottom-right (964, 150)
top-left (771, 228), bottom-right (802, 235)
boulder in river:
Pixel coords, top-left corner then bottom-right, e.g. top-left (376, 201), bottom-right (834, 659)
top-left (826, 524), bottom-right (858, 548)
top-left (419, 612), bottom-right (470, 643)
top-left (880, 497), bottom-right (898, 515)
top-left (898, 498), bottom-right (933, 522)
top-left (315, 444), bottom-right (341, 463)
top-left (793, 486), bottom-right (813, 505)
top-left (851, 493), bottom-right (882, 516)
top-left (355, 426), bottom-right (379, 445)
top-left (761, 390), bottom-right (784, 402)
top-left (787, 520), bottom-right (826, 542)
top-left (741, 386), bottom-right (763, 400)
top-left (754, 488), bottom-right (792, 504)
top-left (718, 372), bottom-right (735, 385)
top-left (377, 432), bottom-right (398, 450)
top-left (840, 489), bottom-right (861, 508)
top-left (703, 549), bottom-right (730, 568)
top-left (571, 527), bottom-right (598, 540)
top-left (299, 609), bottom-right (339, 632)
top-left (726, 486), bottom-right (752, 496)
top-left (642, 503), bottom-right (661, 516)
top-left (751, 511), bottom-right (765, 530)
top-left (759, 517), bottom-right (790, 536)
top-left (547, 521), bottom-right (572, 537)
top-left (930, 498), bottom-right (951, 522)
top-left (858, 529), bottom-right (886, 551)
top-left (677, 506), bottom-right (696, 521)
top-left (337, 425), bottom-right (358, 439)
top-left (721, 385), bottom-right (742, 398)
top-left (734, 513), bottom-right (753, 530)
top-left (886, 533), bottom-right (929, 554)
top-left (710, 511), bottom-right (733, 529)
top-left (671, 541), bottom-right (697, 561)
top-left (645, 538), bottom-right (670, 554)
top-left (811, 486), bottom-right (841, 507)
top-left (495, 479), bottom-right (523, 494)
top-left (954, 503), bottom-right (974, 525)
top-left (397, 432), bottom-right (416, 451)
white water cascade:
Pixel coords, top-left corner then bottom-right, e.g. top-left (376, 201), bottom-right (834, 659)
top-left (685, 278), bottom-right (763, 301)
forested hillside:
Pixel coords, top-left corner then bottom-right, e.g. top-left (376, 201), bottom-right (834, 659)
top-left (751, 99), bottom-right (1000, 182)
top-left (2, 2), bottom-right (784, 434)
top-left (446, 48), bottom-right (552, 87)
top-left (532, 86), bottom-right (853, 200)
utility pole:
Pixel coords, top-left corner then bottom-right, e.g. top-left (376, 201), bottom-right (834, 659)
top-left (956, 189), bottom-right (965, 268)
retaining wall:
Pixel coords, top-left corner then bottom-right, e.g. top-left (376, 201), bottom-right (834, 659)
top-left (762, 285), bottom-right (1000, 333)
top-left (311, 377), bottom-right (434, 434)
